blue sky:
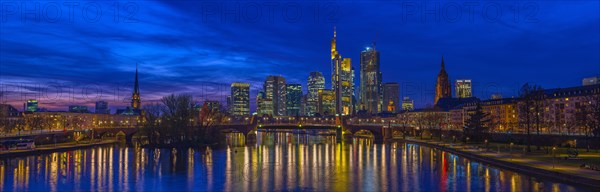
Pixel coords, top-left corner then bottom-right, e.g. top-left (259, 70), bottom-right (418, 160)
top-left (1, 0), bottom-right (599, 111)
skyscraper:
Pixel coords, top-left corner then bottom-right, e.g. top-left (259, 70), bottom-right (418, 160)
top-left (455, 79), bottom-right (472, 98)
top-left (131, 64), bottom-right (141, 110)
top-left (340, 58), bottom-right (354, 115)
top-left (286, 84), bottom-right (302, 116)
top-left (383, 83), bottom-right (400, 113)
top-left (95, 101), bottom-right (109, 114)
top-left (330, 27), bottom-right (354, 116)
top-left (359, 44), bottom-right (382, 114)
top-left (306, 72), bottom-right (325, 116)
top-left (318, 89), bottom-right (335, 116)
top-left (264, 76), bottom-right (286, 116)
top-left (257, 91), bottom-right (273, 116)
top-left (435, 56), bottom-right (451, 104)
top-left (230, 83), bottom-right (250, 116)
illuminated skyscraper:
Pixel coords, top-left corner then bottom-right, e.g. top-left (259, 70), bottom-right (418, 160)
top-left (131, 64), bottom-right (141, 110)
top-left (383, 83), bottom-right (400, 113)
top-left (455, 79), bottom-right (472, 98)
top-left (359, 44), bottom-right (382, 114)
top-left (256, 91), bottom-right (273, 116)
top-left (318, 89), bottom-right (335, 116)
top-left (286, 84), bottom-right (302, 116)
top-left (306, 72), bottom-right (325, 116)
top-left (264, 76), bottom-right (286, 116)
top-left (435, 56), bottom-right (451, 104)
top-left (330, 27), bottom-right (354, 116)
top-left (230, 83), bottom-right (250, 116)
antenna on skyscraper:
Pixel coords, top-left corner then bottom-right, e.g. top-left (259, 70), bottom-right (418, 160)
top-left (373, 31), bottom-right (378, 50)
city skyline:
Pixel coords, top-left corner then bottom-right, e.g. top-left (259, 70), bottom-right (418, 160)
top-left (1, 2), bottom-right (599, 191)
top-left (1, 1), bottom-right (599, 111)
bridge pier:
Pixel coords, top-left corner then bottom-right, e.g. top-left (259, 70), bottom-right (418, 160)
top-left (336, 128), bottom-right (343, 143)
top-left (382, 127), bottom-right (393, 142)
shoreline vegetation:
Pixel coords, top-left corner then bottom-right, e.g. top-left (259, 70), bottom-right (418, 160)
top-left (137, 94), bottom-right (225, 148)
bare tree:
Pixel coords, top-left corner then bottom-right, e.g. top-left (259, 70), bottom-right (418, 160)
top-left (140, 94), bottom-right (227, 147)
top-left (519, 83), bottom-right (542, 152)
top-left (25, 115), bottom-right (49, 132)
top-left (413, 112), bottom-right (428, 139)
top-left (584, 95), bottom-right (600, 152)
top-left (398, 112), bottom-right (411, 139)
top-left (531, 85), bottom-right (546, 150)
top-left (160, 94), bottom-right (195, 144)
top-left (141, 102), bottom-right (162, 145)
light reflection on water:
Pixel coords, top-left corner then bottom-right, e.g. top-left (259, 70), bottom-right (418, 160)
top-left (0, 132), bottom-right (590, 192)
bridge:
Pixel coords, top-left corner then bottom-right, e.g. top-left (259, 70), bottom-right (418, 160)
top-left (217, 120), bottom-right (417, 143)
top-left (1, 117), bottom-right (420, 144)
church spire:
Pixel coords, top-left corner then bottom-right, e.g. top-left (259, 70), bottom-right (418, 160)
top-left (131, 63), bottom-right (141, 110)
top-left (134, 63), bottom-right (139, 94)
top-left (435, 55), bottom-right (451, 105)
top-left (441, 55), bottom-right (445, 71)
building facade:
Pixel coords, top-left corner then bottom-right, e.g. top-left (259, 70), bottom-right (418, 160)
top-left (202, 100), bottom-right (221, 111)
top-left (0, 104), bottom-right (20, 117)
top-left (95, 101), bottom-right (110, 114)
top-left (69, 105), bottom-right (89, 113)
top-left (455, 79), bottom-right (472, 98)
top-left (286, 84), bottom-right (302, 116)
top-left (383, 83), bottom-right (400, 113)
top-left (318, 89), bottom-right (335, 116)
top-left (359, 44), bottom-right (382, 114)
top-left (256, 91), bottom-right (273, 116)
top-left (583, 77), bottom-right (600, 86)
top-left (306, 72), bottom-right (325, 116)
top-left (264, 76), bottom-right (286, 116)
top-left (25, 99), bottom-right (38, 112)
top-left (401, 97), bottom-right (414, 111)
top-left (230, 83), bottom-right (250, 116)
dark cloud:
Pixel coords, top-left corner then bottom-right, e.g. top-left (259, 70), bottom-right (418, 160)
top-left (0, 0), bottom-right (598, 111)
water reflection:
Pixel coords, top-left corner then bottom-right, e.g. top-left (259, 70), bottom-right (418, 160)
top-left (0, 132), bottom-right (591, 192)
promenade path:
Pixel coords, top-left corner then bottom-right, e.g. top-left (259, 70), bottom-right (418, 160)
top-left (0, 140), bottom-right (117, 157)
top-left (405, 138), bottom-right (600, 189)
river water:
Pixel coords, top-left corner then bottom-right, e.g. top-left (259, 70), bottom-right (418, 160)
top-left (0, 131), bottom-right (591, 191)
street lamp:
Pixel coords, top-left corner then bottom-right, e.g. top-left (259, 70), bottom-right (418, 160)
top-left (485, 139), bottom-right (488, 151)
top-left (552, 147), bottom-right (556, 168)
top-left (510, 142), bottom-right (514, 161)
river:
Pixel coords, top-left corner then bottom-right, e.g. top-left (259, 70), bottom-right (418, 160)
top-left (0, 131), bottom-right (591, 191)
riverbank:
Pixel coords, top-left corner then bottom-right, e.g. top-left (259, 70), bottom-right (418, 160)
top-left (401, 138), bottom-right (600, 190)
top-left (0, 140), bottom-right (118, 158)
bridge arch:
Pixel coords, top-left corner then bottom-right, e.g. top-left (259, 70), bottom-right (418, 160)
top-left (346, 125), bottom-right (384, 143)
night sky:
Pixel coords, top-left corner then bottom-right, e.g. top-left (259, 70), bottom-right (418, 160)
top-left (1, 0), bottom-right (599, 112)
